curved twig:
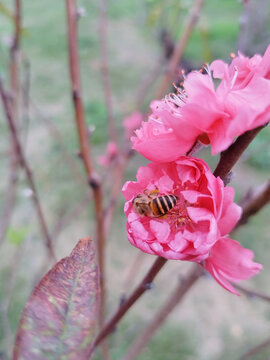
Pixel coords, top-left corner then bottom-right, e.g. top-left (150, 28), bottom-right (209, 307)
top-left (213, 125), bottom-right (265, 181)
top-left (121, 264), bottom-right (203, 360)
top-left (93, 256), bottom-right (167, 349)
top-left (99, 0), bottom-right (116, 142)
top-left (155, 0), bottom-right (205, 99)
top-left (0, 79), bottom-right (56, 261)
top-left (65, 0), bottom-right (106, 327)
top-left (236, 180), bottom-right (270, 227)
top-left (238, 337), bottom-right (270, 360)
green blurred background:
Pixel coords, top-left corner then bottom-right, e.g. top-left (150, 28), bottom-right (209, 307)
top-left (0, 0), bottom-right (270, 359)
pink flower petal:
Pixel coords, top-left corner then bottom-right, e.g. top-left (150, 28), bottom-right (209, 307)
top-left (204, 237), bottom-right (262, 295)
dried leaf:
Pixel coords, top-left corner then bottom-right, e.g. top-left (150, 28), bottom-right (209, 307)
top-left (13, 236), bottom-right (99, 360)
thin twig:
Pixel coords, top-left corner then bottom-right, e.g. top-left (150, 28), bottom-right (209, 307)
top-left (234, 283), bottom-right (270, 302)
top-left (0, 0), bottom-right (22, 247)
top-left (213, 125), bottom-right (265, 180)
top-left (65, 0), bottom-right (106, 327)
top-left (136, 59), bottom-right (166, 110)
top-left (104, 151), bottom-right (130, 236)
top-left (10, 0), bottom-right (21, 119)
top-left (0, 157), bottom-right (18, 247)
top-left (92, 256), bottom-right (167, 349)
top-left (121, 264), bottom-right (203, 360)
top-left (21, 57), bottom-right (31, 144)
top-left (99, 0), bottom-right (116, 142)
top-left (155, 0), bottom-right (205, 99)
top-left (228, 180), bottom-right (270, 302)
top-left (0, 78), bottom-right (56, 261)
top-left (236, 180), bottom-right (270, 227)
top-left (30, 99), bottom-right (89, 188)
top-left (51, 196), bottom-right (90, 240)
top-left (0, 241), bottom-right (26, 356)
top-left (121, 252), bottom-right (146, 297)
top-left (238, 336), bottom-right (270, 360)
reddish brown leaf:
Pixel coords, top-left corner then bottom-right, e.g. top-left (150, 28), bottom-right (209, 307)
top-left (13, 236), bottom-right (99, 360)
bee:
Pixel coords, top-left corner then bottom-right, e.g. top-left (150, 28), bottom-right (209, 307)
top-left (132, 189), bottom-right (178, 217)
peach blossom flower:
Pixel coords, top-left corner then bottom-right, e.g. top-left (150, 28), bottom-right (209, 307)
top-left (123, 157), bottom-right (262, 294)
top-left (132, 46), bottom-right (270, 161)
top-left (123, 157), bottom-right (241, 262)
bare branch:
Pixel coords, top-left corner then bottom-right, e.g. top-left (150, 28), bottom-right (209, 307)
top-left (30, 99), bottom-right (89, 189)
top-left (238, 337), bottom-right (270, 360)
top-left (121, 264), bottom-right (203, 360)
top-left (65, 0), bottom-right (106, 327)
top-left (234, 283), bottom-right (270, 302)
top-left (0, 241), bottom-right (26, 355)
top-left (237, 180), bottom-right (270, 227)
top-left (0, 0), bottom-right (22, 247)
top-left (155, 0), bottom-right (205, 99)
top-left (0, 78), bottom-right (56, 261)
top-left (10, 0), bottom-right (21, 117)
top-left (93, 256), bottom-right (167, 348)
top-left (213, 125), bottom-right (265, 180)
top-left (99, 0), bottom-right (116, 142)
top-left (0, 156), bottom-right (18, 247)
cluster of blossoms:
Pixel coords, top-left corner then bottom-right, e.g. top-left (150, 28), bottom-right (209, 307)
top-left (122, 47), bottom-right (270, 295)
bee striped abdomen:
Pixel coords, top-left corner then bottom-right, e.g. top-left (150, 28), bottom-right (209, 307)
top-left (151, 195), bottom-right (178, 216)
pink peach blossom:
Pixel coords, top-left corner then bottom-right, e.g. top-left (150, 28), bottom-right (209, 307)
top-left (122, 157), bottom-right (241, 262)
top-left (211, 44), bottom-right (270, 90)
top-left (204, 237), bottom-right (262, 295)
top-left (132, 46), bottom-right (270, 161)
top-left (123, 111), bottom-right (144, 139)
top-left (98, 141), bottom-right (118, 167)
top-left (131, 100), bottom-right (201, 162)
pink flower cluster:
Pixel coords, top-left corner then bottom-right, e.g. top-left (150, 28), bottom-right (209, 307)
top-left (132, 46), bottom-right (270, 161)
top-left (123, 48), bottom-right (267, 294)
top-left (123, 157), bottom-right (261, 295)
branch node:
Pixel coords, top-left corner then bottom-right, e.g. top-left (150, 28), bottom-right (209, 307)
top-left (88, 173), bottom-right (101, 190)
top-left (144, 282), bottom-right (154, 290)
top-left (72, 89), bottom-right (81, 101)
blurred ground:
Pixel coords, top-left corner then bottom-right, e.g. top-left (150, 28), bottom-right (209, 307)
top-left (0, 0), bottom-right (270, 359)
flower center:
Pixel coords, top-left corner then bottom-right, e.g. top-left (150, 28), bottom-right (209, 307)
top-left (167, 194), bottom-right (192, 232)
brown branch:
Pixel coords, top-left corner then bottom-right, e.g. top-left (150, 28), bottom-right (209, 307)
top-left (30, 99), bottom-right (89, 189)
top-left (237, 180), bottom-right (270, 226)
top-left (21, 57), bottom-right (31, 144)
top-left (213, 125), bottom-right (265, 180)
top-left (238, 337), bottom-right (270, 360)
top-left (234, 283), bottom-right (270, 302)
top-left (155, 0), bottom-right (205, 99)
top-left (0, 241), bottom-right (26, 356)
top-left (136, 59), bottom-right (166, 110)
top-left (51, 197), bottom-right (90, 240)
top-left (0, 156), bottom-right (18, 247)
top-left (0, 0), bottom-right (22, 247)
top-left (225, 180), bottom-right (270, 303)
top-left (10, 0), bottom-right (21, 118)
top-left (103, 151), bottom-right (130, 236)
top-left (93, 256), bottom-right (167, 348)
top-left (99, 0), bottom-right (116, 142)
top-left (65, 0), bottom-right (106, 327)
top-left (0, 78), bottom-right (56, 261)
top-left (121, 264), bottom-right (203, 360)
top-left (121, 252), bottom-right (146, 297)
